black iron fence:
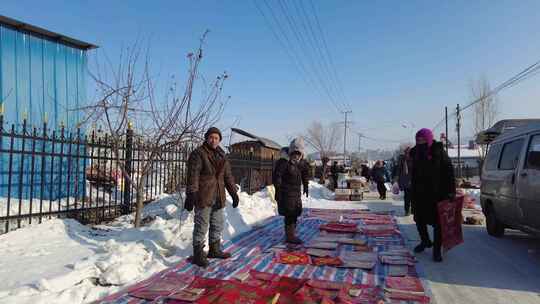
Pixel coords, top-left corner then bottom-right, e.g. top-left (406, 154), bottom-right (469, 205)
top-left (0, 116), bottom-right (189, 234)
top-left (0, 116), bottom-right (278, 234)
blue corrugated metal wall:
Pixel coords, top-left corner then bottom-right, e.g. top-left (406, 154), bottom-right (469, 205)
top-left (0, 25), bottom-right (87, 127)
top-left (0, 24), bottom-right (88, 201)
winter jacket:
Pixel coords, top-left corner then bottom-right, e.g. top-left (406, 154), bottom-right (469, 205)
top-left (186, 143), bottom-right (238, 209)
top-left (361, 166), bottom-right (371, 181)
top-left (371, 166), bottom-right (386, 184)
top-left (273, 138), bottom-right (309, 217)
top-left (330, 164), bottom-right (339, 178)
top-left (393, 155), bottom-right (412, 190)
top-left (273, 159), bottom-right (309, 217)
top-left (410, 141), bottom-right (456, 225)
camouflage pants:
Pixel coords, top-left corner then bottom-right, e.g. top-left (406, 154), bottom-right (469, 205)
top-left (193, 202), bottom-right (224, 247)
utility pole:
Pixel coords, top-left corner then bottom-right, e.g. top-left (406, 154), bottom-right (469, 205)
top-left (342, 110), bottom-right (352, 167)
top-left (456, 104), bottom-right (462, 179)
top-left (357, 133), bottom-right (363, 153)
top-left (445, 106), bottom-right (449, 152)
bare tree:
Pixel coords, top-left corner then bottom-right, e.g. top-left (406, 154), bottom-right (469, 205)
top-left (471, 77), bottom-right (498, 159)
top-left (303, 121), bottom-right (342, 183)
top-left (80, 32), bottom-right (229, 227)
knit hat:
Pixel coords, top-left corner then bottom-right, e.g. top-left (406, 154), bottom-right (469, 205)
top-left (289, 137), bottom-right (305, 158)
top-left (415, 128), bottom-right (434, 147)
top-left (415, 128), bottom-right (434, 160)
top-left (204, 127), bottom-right (222, 141)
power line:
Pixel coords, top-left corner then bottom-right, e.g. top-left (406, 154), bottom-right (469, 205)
top-left (297, 0), bottom-right (350, 112)
top-left (253, 0), bottom-right (351, 114)
top-left (253, 0), bottom-right (343, 113)
top-left (274, 0), bottom-right (345, 113)
top-left (434, 60), bottom-right (540, 131)
top-left (308, 0), bottom-right (352, 111)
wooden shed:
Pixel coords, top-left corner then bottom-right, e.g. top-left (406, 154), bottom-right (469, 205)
top-left (227, 128), bottom-right (282, 193)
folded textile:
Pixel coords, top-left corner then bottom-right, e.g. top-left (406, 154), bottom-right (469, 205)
top-left (312, 256), bottom-right (343, 267)
top-left (319, 222), bottom-right (359, 233)
top-left (385, 276), bottom-right (425, 293)
top-left (387, 265), bottom-right (409, 277)
top-left (305, 241), bottom-right (339, 250)
top-left (337, 238), bottom-right (367, 246)
top-left (276, 251), bottom-right (311, 265)
top-left (306, 248), bottom-right (335, 257)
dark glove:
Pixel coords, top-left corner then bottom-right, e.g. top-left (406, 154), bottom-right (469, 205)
top-left (231, 192), bottom-right (239, 208)
top-left (303, 187), bottom-right (309, 197)
top-left (184, 192), bottom-right (198, 211)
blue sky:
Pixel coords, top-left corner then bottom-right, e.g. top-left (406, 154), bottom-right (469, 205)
top-left (3, 0), bottom-right (540, 150)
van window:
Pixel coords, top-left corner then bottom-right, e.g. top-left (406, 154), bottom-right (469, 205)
top-left (499, 139), bottom-right (525, 170)
top-left (525, 135), bottom-right (540, 170)
top-left (485, 144), bottom-right (502, 171)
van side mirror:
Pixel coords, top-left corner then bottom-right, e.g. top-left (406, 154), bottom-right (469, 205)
top-left (527, 151), bottom-right (540, 169)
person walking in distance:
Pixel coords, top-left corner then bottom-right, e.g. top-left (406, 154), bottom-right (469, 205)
top-left (330, 161), bottom-right (339, 190)
top-left (371, 160), bottom-right (387, 200)
top-left (273, 137), bottom-right (309, 244)
top-left (184, 127), bottom-right (240, 268)
top-left (393, 147), bottom-right (413, 216)
top-left (410, 128), bottom-right (455, 262)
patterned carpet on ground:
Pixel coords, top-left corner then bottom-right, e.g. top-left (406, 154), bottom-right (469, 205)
top-left (98, 208), bottom-right (432, 303)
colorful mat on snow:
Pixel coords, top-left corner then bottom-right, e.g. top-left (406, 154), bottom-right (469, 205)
top-left (98, 208), bottom-right (428, 304)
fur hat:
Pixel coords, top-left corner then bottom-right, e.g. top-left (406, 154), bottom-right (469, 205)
top-left (288, 137), bottom-right (305, 158)
top-left (204, 127), bottom-right (222, 141)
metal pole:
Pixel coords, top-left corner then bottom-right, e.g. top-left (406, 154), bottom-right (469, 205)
top-left (343, 111), bottom-right (352, 166)
top-left (456, 104), bottom-right (462, 179)
top-left (445, 106), bottom-right (449, 152)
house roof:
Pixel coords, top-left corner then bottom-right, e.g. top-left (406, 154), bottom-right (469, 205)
top-left (231, 128), bottom-right (281, 150)
top-left (0, 15), bottom-right (98, 50)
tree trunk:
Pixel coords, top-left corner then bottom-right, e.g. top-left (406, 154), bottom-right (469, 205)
top-left (134, 178), bottom-right (146, 227)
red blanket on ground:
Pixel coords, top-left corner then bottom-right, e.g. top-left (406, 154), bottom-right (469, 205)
top-left (319, 222), bottom-right (358, 233)
top-left (437, 196), bottom-right (465, 252)
top-left (276, 251), bottom-right (311, 265)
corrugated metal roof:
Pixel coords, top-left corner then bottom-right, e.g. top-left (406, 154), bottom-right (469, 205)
top-left (231, 128), bottom-right (281, 150)
top-left (0, 15), bottom-right (98, 50)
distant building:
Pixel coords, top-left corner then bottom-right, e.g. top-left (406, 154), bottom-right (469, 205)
top-left (228, 128), bottom-right (281, 194)
top-left (447, 142), bottom-right (481, 178)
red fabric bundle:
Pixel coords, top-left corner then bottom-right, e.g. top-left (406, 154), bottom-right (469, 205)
top-left (312, 256), bottom-right (344, 267)
top-left (319, 222), bottom-right (358, 233)
top-left (276, 251), bottom-right (311, 265)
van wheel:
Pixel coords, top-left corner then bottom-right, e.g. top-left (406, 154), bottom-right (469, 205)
top-left (486, 205), bottom-right (505, 237)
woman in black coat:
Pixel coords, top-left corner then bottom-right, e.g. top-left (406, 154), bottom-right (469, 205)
top-left (410, 128), bottom-right (455, 262)
top-left (371, 160), bottom-right (387, 200)
top-left (273, 139), bottom-right (309, 244)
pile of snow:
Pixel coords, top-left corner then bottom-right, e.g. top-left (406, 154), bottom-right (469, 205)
top-left (0, 187), bottom-right (278, 304)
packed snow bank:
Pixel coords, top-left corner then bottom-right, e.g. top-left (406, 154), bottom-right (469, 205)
top-left (0, 187), bottom-right (277, 304)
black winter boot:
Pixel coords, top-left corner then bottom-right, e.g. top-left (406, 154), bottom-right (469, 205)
top-left (192, 244), bottom-right (209, 268)
top-left (207, 241), bottom-right (231, 259)
top-left (414, 223), bottom-right (433, 253)
top-left (286, 224), bottom-right (302, 244)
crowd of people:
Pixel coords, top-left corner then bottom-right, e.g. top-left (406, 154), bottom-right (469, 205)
top-left (183, 126), bottom-right (455, 268)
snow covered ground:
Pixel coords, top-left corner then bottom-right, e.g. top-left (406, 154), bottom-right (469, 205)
top-left (0, 185), bottom-right (278, 304)
top-left (1, 182), bottom-right (539, 304)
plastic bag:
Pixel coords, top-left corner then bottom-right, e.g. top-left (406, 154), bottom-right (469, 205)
top-left (392, 182), bottom-right (400, 195)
